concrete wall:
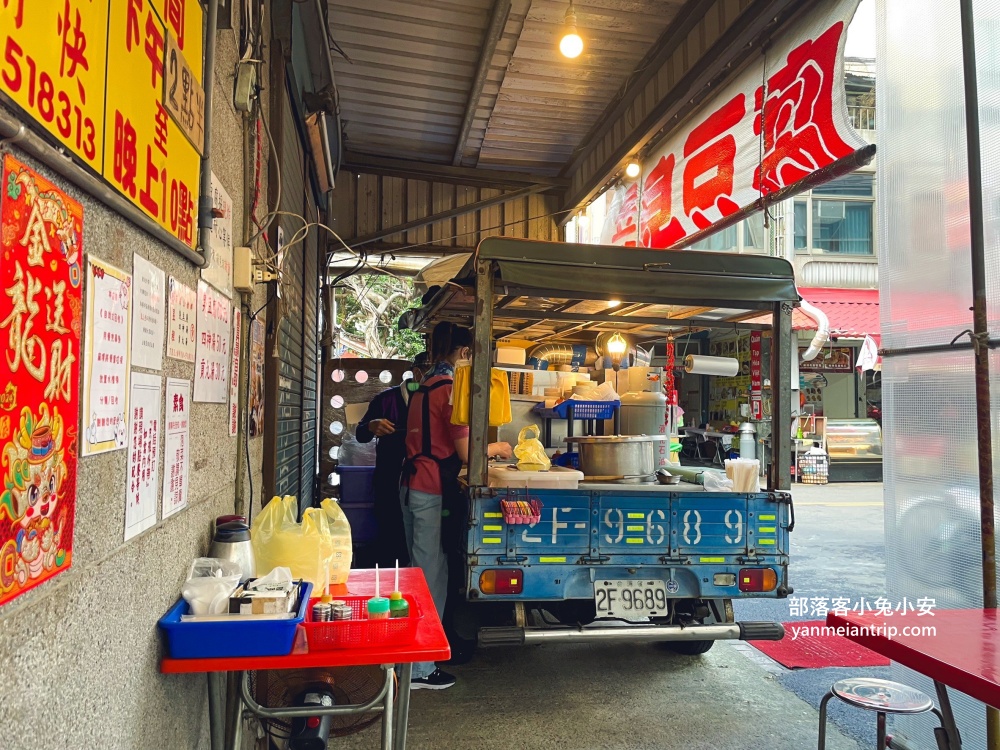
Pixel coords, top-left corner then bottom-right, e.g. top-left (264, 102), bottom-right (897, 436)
top-left (0, 13), bottom-right (270, 750)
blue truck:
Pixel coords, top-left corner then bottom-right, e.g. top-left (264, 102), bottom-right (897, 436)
top-left (401, 237), bottom-right (796, 655)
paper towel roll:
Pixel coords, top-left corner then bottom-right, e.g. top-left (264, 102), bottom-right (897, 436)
top-left (684, 355), bottom-right (740, 376)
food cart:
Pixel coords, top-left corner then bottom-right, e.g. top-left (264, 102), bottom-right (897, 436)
top-left (400, 237), bottom-right (799, 654)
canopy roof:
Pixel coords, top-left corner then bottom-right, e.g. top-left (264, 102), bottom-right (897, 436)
top-left (400, 238), bottom-right (799, 343)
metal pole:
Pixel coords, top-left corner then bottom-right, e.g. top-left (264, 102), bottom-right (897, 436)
top-left (771, 302), bottom-right (792, 491)
top-left (959, 1), bottom-right (999, 746)
top-left (469, 259), bottom-right (495, 487)
top-left (394, 662), bottom-right (413, 749)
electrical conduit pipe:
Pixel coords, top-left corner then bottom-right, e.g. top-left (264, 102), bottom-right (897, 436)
top-left (798, 294), bottom-right (830, 362)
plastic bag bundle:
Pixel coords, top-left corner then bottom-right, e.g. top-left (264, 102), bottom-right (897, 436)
top-left (339, 432), bottom-right (377, 466)
top-left (514, 424), bottom-right (551, 471)
top-left (451, 364), bottom-right (512, 426)
top-left (251, 496), bottom-right (353, 588)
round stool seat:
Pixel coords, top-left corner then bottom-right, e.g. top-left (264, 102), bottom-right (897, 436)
top-left (831, 678), bottom-right (934, 714)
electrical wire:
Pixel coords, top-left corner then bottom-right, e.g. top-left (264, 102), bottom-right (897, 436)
top-left (248, 109), bottom-right (282, 250)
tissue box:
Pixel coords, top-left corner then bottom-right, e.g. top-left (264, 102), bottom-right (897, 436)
top-left (228, 578), bottom-right (300, 615)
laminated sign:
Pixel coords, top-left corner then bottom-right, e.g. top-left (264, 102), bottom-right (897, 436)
top-left (0, 0), bottom-right (206, 249)
top-left (0, 155), bottom-right (83, 605)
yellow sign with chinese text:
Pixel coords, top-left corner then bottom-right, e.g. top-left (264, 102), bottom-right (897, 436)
top-left (0, 0), bottom-right (204, 250)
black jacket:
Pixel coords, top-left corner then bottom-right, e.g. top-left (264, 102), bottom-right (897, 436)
top-left (355, 385), bottom-right (410, 482)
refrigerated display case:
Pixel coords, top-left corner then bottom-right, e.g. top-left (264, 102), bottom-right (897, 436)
top-left (825, 418), bottom-right (883, 482)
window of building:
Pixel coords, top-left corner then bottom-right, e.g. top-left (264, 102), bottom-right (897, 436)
top-left (794, 201), bottom-right (809, 252)
top-left (743, 212), bottom-right (766, 252)
top-left (811, 173), bottom-right (875, 255)
top-left (690, 224), bottom-right (738, 252)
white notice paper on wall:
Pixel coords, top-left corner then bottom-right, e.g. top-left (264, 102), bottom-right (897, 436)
top-left (162, 378), bottom-right (191, 519)
top-left (228, 308), bottom-right (242, 436)
top-left (125, 372), bottom-right (162, 541)
top-left (202, 173), bottom-right (234, 298)
top-left (82, 257), bottom-right (132, 455)
top-left (193, 280), bottom-right (231, 402)
top-left (167, 277), bottom-right (197, 362)
top-left (130, 254), bottom-right (165, 371)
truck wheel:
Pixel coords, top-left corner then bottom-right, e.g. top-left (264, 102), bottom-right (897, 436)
top-left (664, 639), bottom-right (715, 655)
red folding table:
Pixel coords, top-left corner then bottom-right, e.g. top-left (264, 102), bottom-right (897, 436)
top-left (827, 609), bottom-right (1000, 750)
top-left (161, 568), bottom-right (450, 750)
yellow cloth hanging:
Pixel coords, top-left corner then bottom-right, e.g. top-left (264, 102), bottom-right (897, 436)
top-left (450, 365), bottom-right (512, 427)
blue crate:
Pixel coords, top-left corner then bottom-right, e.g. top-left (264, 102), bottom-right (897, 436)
top-left (158, 581), bottom-right (313, 659)
top-left (533, 400), bottom-right (620, 421)
top-left (552, 452), bottom-right (580, 469)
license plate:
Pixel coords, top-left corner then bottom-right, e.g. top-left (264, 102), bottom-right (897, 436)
top-left (594, 579), bottom-right (668, 619)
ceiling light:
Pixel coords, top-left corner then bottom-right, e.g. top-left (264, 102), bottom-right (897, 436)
top-left (608, 299), bottom-right (621, 308)
top-left (560, 2), bottom-right (584, 58)
top-left (607, 332), bottom-right (628, 371)
top-left (625, 161), bottom-right (641, 179)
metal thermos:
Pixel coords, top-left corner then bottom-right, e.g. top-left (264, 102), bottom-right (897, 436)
top-left (208, 521), bottom-right (256, 582)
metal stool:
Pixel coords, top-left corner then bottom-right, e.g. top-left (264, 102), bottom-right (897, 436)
top-left (818, 677), bottom-right (944, 750)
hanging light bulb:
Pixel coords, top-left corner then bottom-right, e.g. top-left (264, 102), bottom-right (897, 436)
top-left (560, 1), bottom-right (584, 58)
top-left (607, 332), bottom-right (628, 372)
top-left (625, 161), bottom-right (641, 179)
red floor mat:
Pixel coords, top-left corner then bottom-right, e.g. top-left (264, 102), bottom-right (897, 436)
top-left (747, 620), bottom-right (891, 669)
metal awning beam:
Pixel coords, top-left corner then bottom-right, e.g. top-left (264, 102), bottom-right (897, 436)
top-left (347, 184), bottom-right (548, 249)
top-left (453, 0), bottom-right (512, 166)
top-left (495, 309), bottom-right (772, 331)
top-left (342, 151), bottom-right (568, 189)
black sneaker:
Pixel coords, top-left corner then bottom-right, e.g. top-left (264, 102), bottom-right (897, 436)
top-left (410, 669), bottom-right (456, 690)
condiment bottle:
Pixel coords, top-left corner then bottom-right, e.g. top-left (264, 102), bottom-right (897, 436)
top-left (389, 560), bottom-right (409, 618)
top-left (367, 564), bottom-right (390, 620)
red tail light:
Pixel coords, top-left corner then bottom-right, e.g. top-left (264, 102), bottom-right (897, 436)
top-left (479, 569), bottom-right (523, 595)
top-left (738, 568), bottom-right (777, 592)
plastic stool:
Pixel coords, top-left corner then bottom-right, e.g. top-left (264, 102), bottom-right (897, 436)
top-left (817, 677), bottom-right (944, 750)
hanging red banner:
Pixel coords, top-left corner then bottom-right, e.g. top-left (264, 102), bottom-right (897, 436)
top-left (750, 331), bottom-right (763, 420)
top-left (0, 154), bottom-right (83, 605)
top-left (602, 0), bottom-right (869, 248)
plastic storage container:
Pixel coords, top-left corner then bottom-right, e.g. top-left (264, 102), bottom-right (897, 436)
top-left (337, 466), bottom-right (377, 543)
top-left (159, 581), bottom-right (313, 659)
top-left (533, 400), bottom-right (620, 421)
top-left (487, 465), bottom-right (584, 489)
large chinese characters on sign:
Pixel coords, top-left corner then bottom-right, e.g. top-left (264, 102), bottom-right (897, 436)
top-left (0, 155), bottom-right (82, 605)
top-left (0, 0), bottom-right (205, 249)
top-left (604, 0), bottom-right (869, 248)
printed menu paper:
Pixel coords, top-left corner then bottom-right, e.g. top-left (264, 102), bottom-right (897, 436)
top-left (130, 254), bottom-right (166, 371)
top-left (125, 372), bottom-right (162, 541)
top-left (82, 257), bottom-right (132, 455)
top-left (162, 378), bottom-right (190, 520)
top-left (229, 308), bottom-right (242, 436)
top-left (202, 173), bottom-right (234, 298)
top-left (193, 280), bottom-right (231, 403)
top-left (167, 277), bottom-right (197, 362)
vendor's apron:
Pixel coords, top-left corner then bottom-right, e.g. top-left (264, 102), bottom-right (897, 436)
top-left (401, 378), bottom-right (469, 647)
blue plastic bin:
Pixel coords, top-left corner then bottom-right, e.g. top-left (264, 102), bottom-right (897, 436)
top-left (337, 466), bottom-right (377, 544)
top-left (533, 400), bottom-right (620, 421)
top-left (158, 581), bottom-right (312, 659)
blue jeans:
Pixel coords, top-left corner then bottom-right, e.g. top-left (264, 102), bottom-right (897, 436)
top-left (399, 486), bottom-right (448, 679)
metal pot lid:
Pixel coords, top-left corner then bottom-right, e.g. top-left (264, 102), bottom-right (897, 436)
top-left (565, 434), bottom-right (668, 443)
top-left (214, 521), bottom-right (252, 542)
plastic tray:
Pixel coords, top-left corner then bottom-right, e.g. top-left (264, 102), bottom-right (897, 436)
top-left (158, 581), bottom-right (312, 659)
top-left (533, 400), bottom-right (620, 420)
top-left (303, 594), bottom-right (422, 651)
top-left (552, 452), bottom-right (580, 469)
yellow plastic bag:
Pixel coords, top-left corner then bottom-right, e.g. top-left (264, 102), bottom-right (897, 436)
top-left (251, 496), bottom-right (353, 587)
top-left (514, 424), bottom-right (551, 471)
top-left (451, 365), bottom-right (512, 427)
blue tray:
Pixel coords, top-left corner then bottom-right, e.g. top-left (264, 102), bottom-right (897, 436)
top-left (158, 581), bottom-right (313, 659)
top-left (533, 400), bottom-right (620, 421)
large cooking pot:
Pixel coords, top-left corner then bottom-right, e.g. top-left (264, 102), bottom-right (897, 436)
top-left (565, 435), bottom-right (668, 480)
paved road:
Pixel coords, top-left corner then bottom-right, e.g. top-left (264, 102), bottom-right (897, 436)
top-left (734, 482), bottom-right (889, 749)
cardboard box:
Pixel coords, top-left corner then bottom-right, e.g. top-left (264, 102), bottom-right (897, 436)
top-left (228, 578), bottom-right (300, 615)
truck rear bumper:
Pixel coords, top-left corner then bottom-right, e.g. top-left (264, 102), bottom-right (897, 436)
top-left (479, 621), bottom-right (784, 647)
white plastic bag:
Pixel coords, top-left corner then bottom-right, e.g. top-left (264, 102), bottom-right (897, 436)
top-left (340, 432), bottom-right (377, 466)
top-left (703, 471), bottom-right (735, 492)
top-left (182, 558), bottom-right (242, 615)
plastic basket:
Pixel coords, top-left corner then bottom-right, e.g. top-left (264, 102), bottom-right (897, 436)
top-left (500, 497), bottom-right (542, 525)
top-left (797, 453), bottom-right (829, 485)
top-left (552, 452), bottom-right (580, 469)
top-left (533, 400), bottom-right (619, 420)
top-left (303, 594), bottom-right (422, 651)
top-left (158, 582), bottom-right (312, 659)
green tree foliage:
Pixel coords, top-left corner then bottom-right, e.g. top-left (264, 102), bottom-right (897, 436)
top-left (339, 274), bottom-right (424, 359)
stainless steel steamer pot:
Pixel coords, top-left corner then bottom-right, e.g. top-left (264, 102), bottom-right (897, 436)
top-left (564, 435), bottom-right (668, 480)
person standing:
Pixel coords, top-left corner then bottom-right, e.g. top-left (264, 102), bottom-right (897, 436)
top-left (355, 353), bottom-right (429, 567)
top-left (401, 322), bottom-right (511, 690)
